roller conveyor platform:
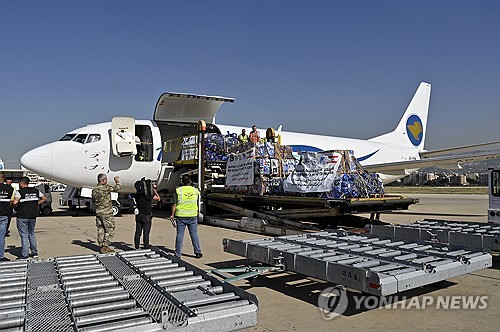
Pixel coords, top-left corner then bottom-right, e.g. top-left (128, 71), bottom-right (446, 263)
top-left (223, 230), bottom-right (492, 296)
top-left (0, 248), bottom-right (258, 332)
top-left (369, 219), bottom-right (500, 251)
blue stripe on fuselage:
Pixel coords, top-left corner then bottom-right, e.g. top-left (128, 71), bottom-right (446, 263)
top-left (290, 145), bottom-right (323, 152)
top-left (357, 149), bottom-right (379, 162)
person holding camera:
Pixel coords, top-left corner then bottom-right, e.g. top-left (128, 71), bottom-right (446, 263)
top-left (133, 179), bottom-right (160, 249)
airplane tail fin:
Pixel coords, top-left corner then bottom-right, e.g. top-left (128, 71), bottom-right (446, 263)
top-left (369, 82), bottom-right (431, 151)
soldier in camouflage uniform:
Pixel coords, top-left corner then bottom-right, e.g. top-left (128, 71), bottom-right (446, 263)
top-left (91, 174), bottom-right (122, 253)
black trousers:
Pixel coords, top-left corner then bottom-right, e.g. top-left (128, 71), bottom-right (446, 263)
top-left (134, 214), bottom-right (152, 249)
top-left (6, 215), bottom-right (11, 233)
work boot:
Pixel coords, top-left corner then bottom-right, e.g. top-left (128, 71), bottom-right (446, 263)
top-left (100, 246), bottom-right (113, 254)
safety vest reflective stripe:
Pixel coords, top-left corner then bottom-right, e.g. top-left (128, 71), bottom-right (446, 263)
top-left (175, 186), bottom-right (199, 217)
top-left (0, 198), bottom-right (12, 202)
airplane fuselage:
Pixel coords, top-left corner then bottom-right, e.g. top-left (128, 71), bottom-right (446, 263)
top-left (21, 120), bottom-right (419, 192)
top-left (21, 120), bottom-right (162, 192)
top-left (20, 84), bottom-right (433, 192)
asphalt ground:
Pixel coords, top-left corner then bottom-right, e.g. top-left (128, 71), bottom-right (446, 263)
top-left (2, 193), bottom-right (499, 331)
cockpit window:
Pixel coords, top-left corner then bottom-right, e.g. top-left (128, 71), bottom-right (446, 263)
top-left (73, 134), bottom-right (88, 144)
top-left (60, 133), bottom-right (100, 144)
top-left (59, 134), bottom-right (76, 141)
top-left (86, 134), bottom-right (101, 143)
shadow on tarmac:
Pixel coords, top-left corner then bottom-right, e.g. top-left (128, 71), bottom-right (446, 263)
top-left (71, 239), bottom-right (136, 253)
top-left (47, 209), bottom-right (94, 217)
top-left (71, 239), bottom-right (102, 253)
top-left (155, 245), bottom-right (198, 258)
top-left (112, 241), bottom-right (135, 251)
top-left (5, 245), bottom-right (23, 258)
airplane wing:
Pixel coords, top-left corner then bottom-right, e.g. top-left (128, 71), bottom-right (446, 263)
top-left (419, 141), bottom-right (500, 158)
top-left (364, 150), bottom-right (500, 174)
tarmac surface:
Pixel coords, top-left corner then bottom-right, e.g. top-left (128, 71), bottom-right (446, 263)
top-left (3, 193), bottom-right (499, 331)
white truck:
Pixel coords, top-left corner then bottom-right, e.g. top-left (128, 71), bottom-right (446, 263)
top-left (59, 185), bottom-right (134, 216)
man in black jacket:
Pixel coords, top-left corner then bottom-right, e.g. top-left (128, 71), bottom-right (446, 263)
top-left (0, 172), bottom-right (15, 261)
top-left (13, 177), bottom-right (46, 259)
top-left (133, 179), bottom-right (160, 249)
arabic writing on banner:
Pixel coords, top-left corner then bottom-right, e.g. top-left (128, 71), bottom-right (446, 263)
top-left (283, 152), bottom-right (342, 193)
top-left (225, 150), bottom-right (255, 186)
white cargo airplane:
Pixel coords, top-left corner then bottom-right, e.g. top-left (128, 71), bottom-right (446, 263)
top-left (20, 82), bottom-right (500, 193)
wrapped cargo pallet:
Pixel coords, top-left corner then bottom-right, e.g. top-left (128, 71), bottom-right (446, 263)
top-left (224, 141), bottom-right (298, 195)
top-left (283, 150), bottom-right (384, 198)
top-left (200, 132), bottom-right (383, 198)
top-left (283, 151), bottom-right (343, 194)
top-left (204, 133), bottom-right (239, 162)
top-left (179, 132), bottom-right (240, 163)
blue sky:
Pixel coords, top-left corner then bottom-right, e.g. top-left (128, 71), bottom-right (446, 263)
top-left (1, 1), bottom-right (499, 168)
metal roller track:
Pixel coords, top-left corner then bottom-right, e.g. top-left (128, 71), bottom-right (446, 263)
top-left (0, 260), bottom-right (27, 332)
top-left (68, 291), bottom-right (130, 308)
top-left (223, 230), bottom-right (492, 296)
top-left (72, 299), bottom-right (137, 317)
top-left (114, 248), bottom-right (259, 331)
top-left (55, 255), bottom-right (154, 331)
top-left (66, 286), bottom-right (126, 300)
top-left (0, 249), bottom-right (258, 331)
top-left (370, 219), bottom-right (500, 251)
top-left (78, 317), bottom-right (154, 332)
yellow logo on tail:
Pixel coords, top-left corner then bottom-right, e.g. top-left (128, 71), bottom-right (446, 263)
top-left (407, 121), bottom-right (422, 140)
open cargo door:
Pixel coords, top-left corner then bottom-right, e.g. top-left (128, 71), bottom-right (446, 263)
top-left (154, 92), bottom-right (235, 124)
top-left (111, 117), bottom-right (137, 157)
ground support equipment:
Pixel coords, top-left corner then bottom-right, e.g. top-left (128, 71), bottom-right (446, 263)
top-left (369, 219), bottom-right (500, 251)
top-left (223, 230), bottom-right (492, 296)
top-left (0, 248), bottom-right (258, 332)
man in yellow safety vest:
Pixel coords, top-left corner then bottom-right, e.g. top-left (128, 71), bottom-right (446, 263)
top-left (238, 129), bottom-right (249, 143)
top-left (170, 175), bottom-right (202, 258)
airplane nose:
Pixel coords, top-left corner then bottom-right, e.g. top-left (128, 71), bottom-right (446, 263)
top-left (20, 144), bottom-right (53, 178)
